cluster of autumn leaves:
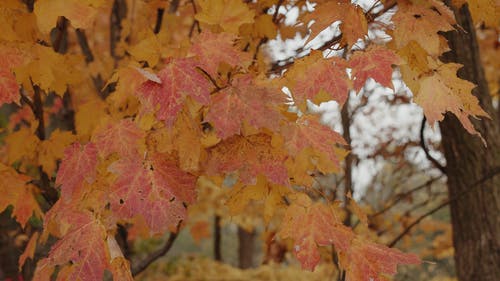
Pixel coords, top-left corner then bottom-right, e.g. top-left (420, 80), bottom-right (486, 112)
top-left (0, 0), bottom-right (496, 280)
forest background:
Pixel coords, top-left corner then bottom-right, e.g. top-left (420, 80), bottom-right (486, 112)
top-left (0, 0), bottom-right (498, 281)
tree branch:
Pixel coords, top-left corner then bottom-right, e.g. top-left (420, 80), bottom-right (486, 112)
top-left (369, 175), bottom-right (444, 218)
top-left (214, 215), bottom-right (222, 261)
top-left (420, 116), bottom-right (447, 174)
top-left (268, 0), bottom-right (398, 76)
top-left (387, 165), bottom-right (500, 247)
top-left (154, 8), bottom-right (165, 34)
top-left (32, 84), bottom-right (58, 206)
top-left (75, 29), bottom-right (113, 98)
top-left (110, 0), bottom-right (127, 62)
top-left (131, 225), bottom-right (181, 276)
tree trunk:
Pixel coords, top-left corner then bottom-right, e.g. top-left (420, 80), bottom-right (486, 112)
top-left (237, 227), bottom-right (255, 269)
top-left (439, 3), bottom-right (500, 281)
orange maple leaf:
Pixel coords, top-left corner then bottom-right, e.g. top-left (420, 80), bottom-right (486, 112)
top-left (206, 133), bottom-right (289, 185)
top-left (0, 163), bottom-right (42, 227)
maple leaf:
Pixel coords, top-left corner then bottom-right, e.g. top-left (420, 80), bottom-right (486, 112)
top-left (174, 107), bottom-right (204, 172)
top-left (107, 236), bottom-right (134, 281)
top-left (190, 220), bottom-right (211, 244)
top-left (453, 0), bottom-right (498, 27)
top-left (302, 1), bottom-right (367, 46)
top-left (284, 51), bottom-right (350, 110)
top-left (280, 115), bottom-right (346, 169)
top-left (413, 62), bottom-right (489, 135)
top-left (92, 119), bottom-right (145, 158)
top-left (136, 57), bottom-right (212, 126)
top-left (0, 163), bottom-right (42, 227)
top-left (38, 130), bottom-right (76, 175)
top-left (225, 176), bottom-right (289, 223)
top-left (56, 142), bottom-right (98, 201)
top-left (349, 46), bottom-right (402, 91)
top-left (107, 153), bottom-right (196, 234)
top-left (190, 31), bottom-right (251, 77)
top-left (34, 0), bottom-right (106, 34)
top-left (127, 31), bottom-right (161, 67)
top-left (278, 193), bottom-right (355, 270)
top-left (205, 75), bottom-right (286, 139)
top-left (33, 211), bottom-right (109, 281)
top-left (341, 237), bottom-right (420, 281)
top-left (206, 133), bottom-right (289, 185)
top-left (13, 45), bottom-right (81, 96)
top-left (0, 45), bottom-right (24, 106)
top-left (19, 232), bottom-right (39, 270)
top-left (4, 125), bottom-right (40, 165)
top-left (392, 1), bottom-right (454, 57)
top-left (195, 0), bottom-right (255, 34)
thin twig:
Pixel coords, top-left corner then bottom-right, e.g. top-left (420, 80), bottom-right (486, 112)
top-left (196, 67), bottom-right (223, 91)
top-left (388, 165), bottom-right (500, 247)
top-left (75, 29), bottom-right (95, 63)
top-left (268, 0), bottom-right (398, 75)
top-left (188, 0), bottom-right (201, 37)
top-left (420, 116), bottom-right (447, 174)
top-left (272, 0), bottom-right (285, 23)
top-left (369, 175), bottom-right (444, 218)
top-left (154, 8), bottom-right (165, 34)
top-left (131, 224), bottom-right (181, 276)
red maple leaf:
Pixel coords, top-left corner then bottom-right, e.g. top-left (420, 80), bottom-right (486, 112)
top-left (190, 31), bottom-right (251, 76)
top-left (206, 133), bottom-right (289, 185)
top-left (285, 51), bottom-right (350, 109)
top-left (33, 211), bottom-right (108, 281)
top-left (108, 153), bottom-right (196, 234)
top-left (92, 119), bottom-right (144, 158)
top-left (56, 143), bottom-right (97, 201)
top-left (342, 238), bottom-right (421, 281)
top-left (206, 75), bottom-right (286, 139)
top-left (349, 46), bottom-right (402, 91)
top-left (281, 115), bottom-right (346, 167)
top-left (0, 46), bottom-right (24, 106)
top-left (279, 194), bottom-right (420, 275)
top-left (136, 57), bottom-right (212, 126)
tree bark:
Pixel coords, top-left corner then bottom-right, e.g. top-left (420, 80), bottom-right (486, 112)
top-left (439, 3), bottom-right (500, 281)
top-left (237, 227), bottom-right (255, 269)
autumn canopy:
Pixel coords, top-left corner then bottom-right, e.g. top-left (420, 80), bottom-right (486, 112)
top-left (0, 0), bottom-right (496, 280)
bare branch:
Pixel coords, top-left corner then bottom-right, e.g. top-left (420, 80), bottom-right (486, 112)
top-left (388, 165), bottom-right (500, 247)
top-left (131, 224), bottom-right (181, 276)
top-left (369, 175), bottom-right (444, 218)
top-left (420, 116), bottom-right (447, 174)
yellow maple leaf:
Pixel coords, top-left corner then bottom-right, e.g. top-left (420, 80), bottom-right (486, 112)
top-left (127, 31), bottom-right (161, 67)
top-left (0, 163), bottom-right (42, 227)
top-left (38, 130), bottom-right (76, 175)
top-left (34, 0), bottom-right (107, 34)
top-left (13, 45), bottom-right (81, 96)
top-left (195, 0), bottom-right (255, 34)
top-left (5, 125), bottom-right (39, 165)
